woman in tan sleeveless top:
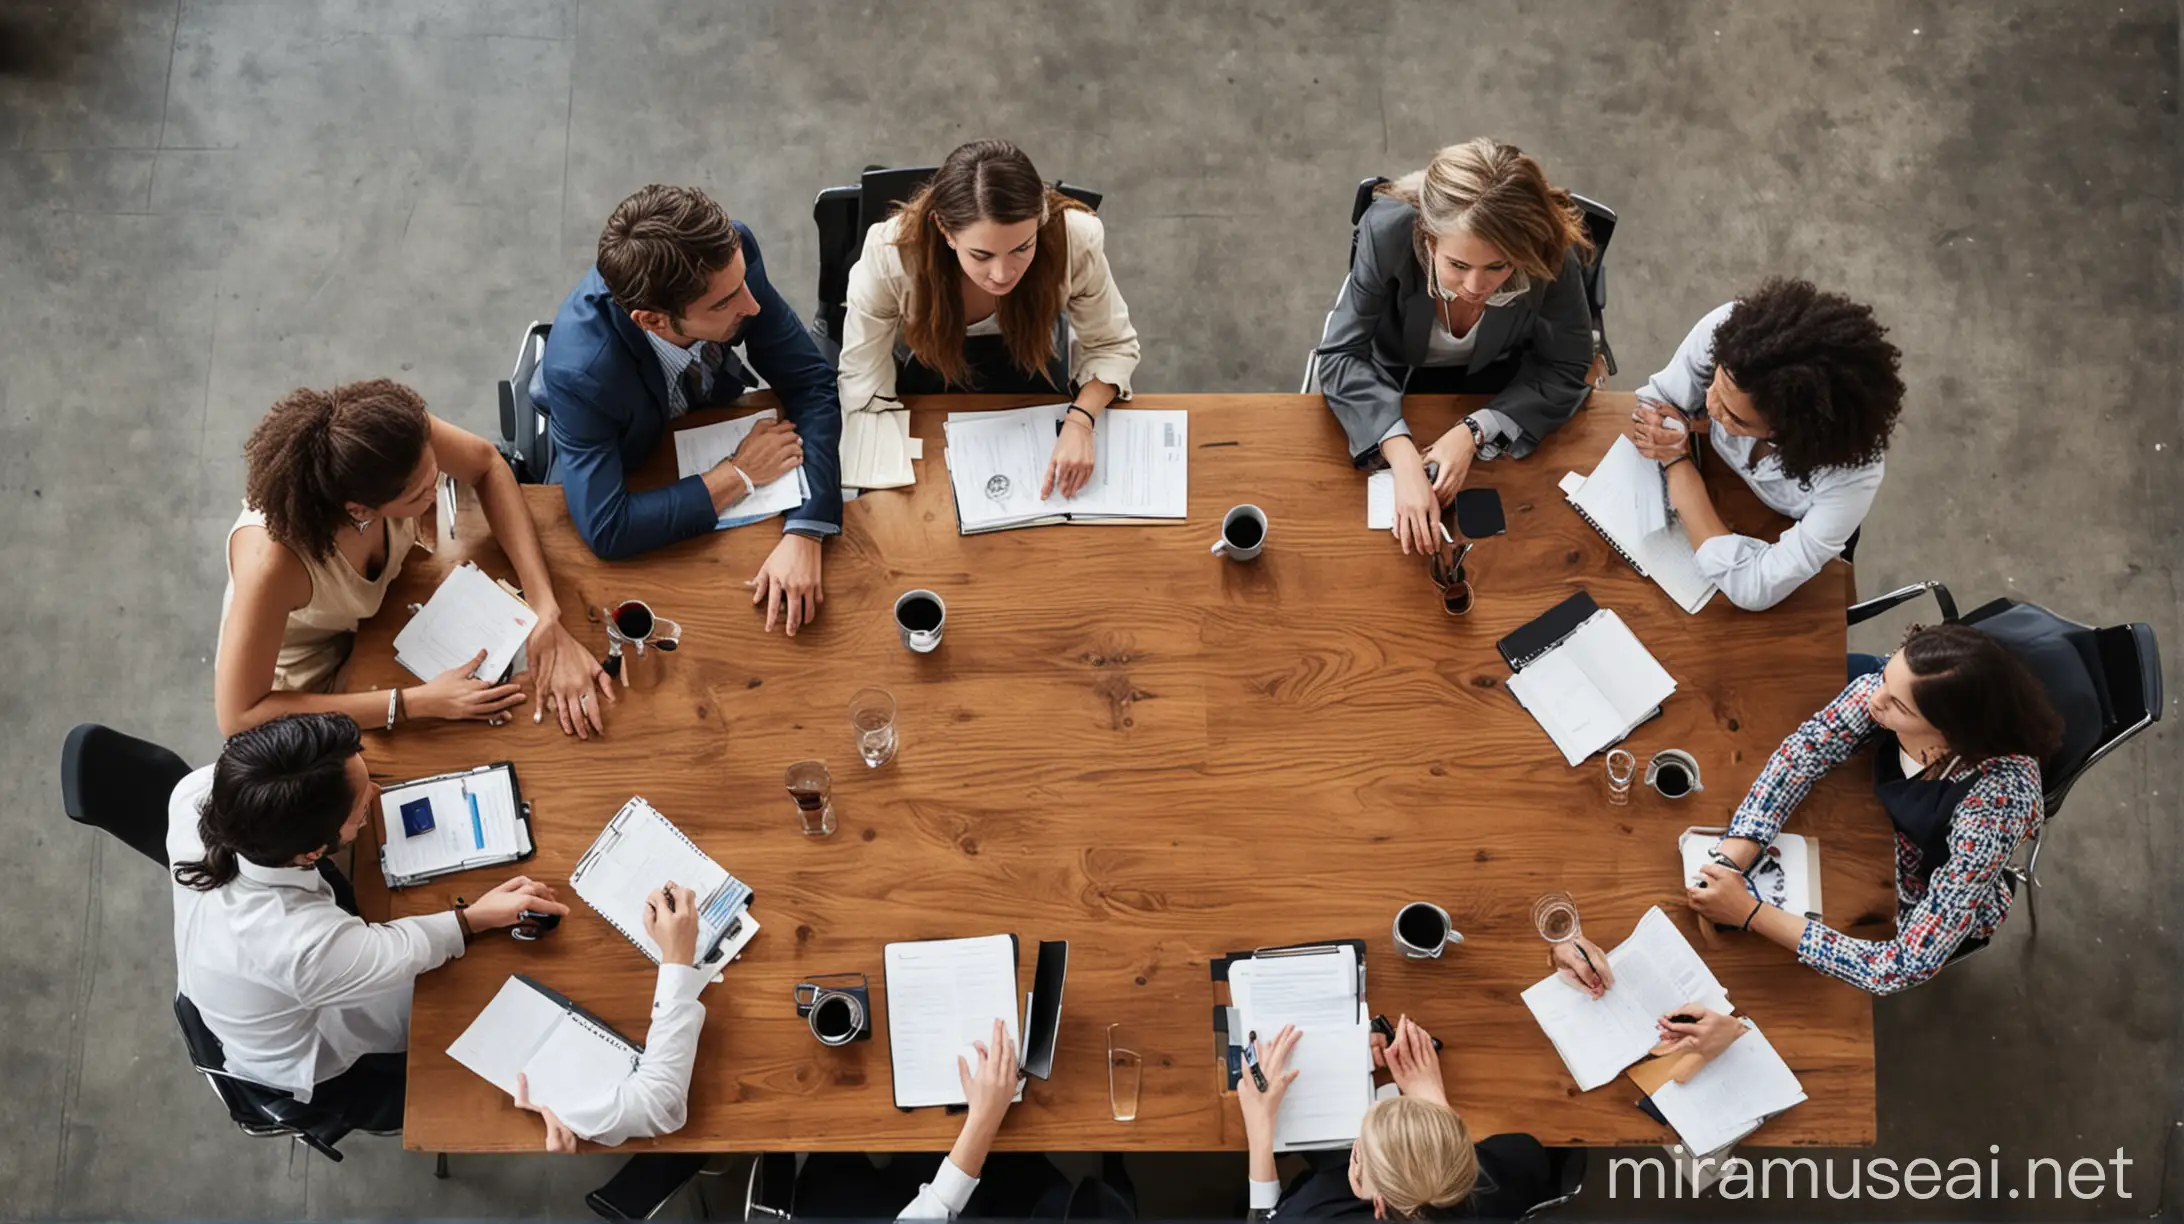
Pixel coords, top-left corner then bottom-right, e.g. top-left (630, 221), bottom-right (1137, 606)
top-left (216, 379), bottom-right (615, 738)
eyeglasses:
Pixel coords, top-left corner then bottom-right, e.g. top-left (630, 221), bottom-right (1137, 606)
top-left (1428, 537), bottom-right (1474, 616)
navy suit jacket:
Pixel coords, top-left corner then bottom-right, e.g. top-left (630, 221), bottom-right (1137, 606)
top-left (537, 222), bottom-right (843, 560)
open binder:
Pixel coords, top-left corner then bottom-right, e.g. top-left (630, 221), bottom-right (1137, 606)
top-left (1497, 590), bottom-right (1677, 766)
top-left (1210, 940), bottom-right (1374, 1151)
top-left (376, 761), bottom-right (533, 888)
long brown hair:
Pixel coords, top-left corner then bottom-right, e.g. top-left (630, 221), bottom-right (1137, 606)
top-left (1899, 624), bottom-right (2065, 767)
top-left (893, 140), bottom-right (1086, 388)
top-left (1379, 138), bottom-right (1593, 282)
top-left (242, 379), bottom-right (431, 561)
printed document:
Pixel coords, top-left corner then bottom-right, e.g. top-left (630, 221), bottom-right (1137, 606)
top-left (944, 405), bottom-right (1187, 532)
top-left (841, 408), bottom-right (917, 490)
top-left (377, 765), bottom-right (524, 885)
top-left (393, 562), bottom-right (538, 683)
top-left (1229, 948), bottom-right (1373, 1150)
top-left (884, 934), bottom-right (1022, 1109)
top-left (1521, 907), bottom-right (1731, 1091)
top-left (1651, 1020), bottom-right (1807, 1154)
top-left (673, 411), bottom-right (812, 528)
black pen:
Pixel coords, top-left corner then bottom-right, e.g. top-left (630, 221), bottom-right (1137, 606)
top-left (1242, 1030), bottom-right (1270, 1092)
top-left (659, 884), bottom-right (676, 914)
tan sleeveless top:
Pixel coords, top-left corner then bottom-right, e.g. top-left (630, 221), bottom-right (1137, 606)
top-left (219, 506), bottom-right (424, 693)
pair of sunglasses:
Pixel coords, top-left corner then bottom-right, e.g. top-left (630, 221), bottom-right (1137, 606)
top-left (1428, 538), bottom-right (1474, 616)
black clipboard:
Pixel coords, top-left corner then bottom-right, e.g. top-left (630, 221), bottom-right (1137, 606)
top-left (1495, 589), bottom-right (1600, 671)
top-left (376, 760), bottom-right (535, 888)
top-left (1209, 939), bottom-right (1368, 1092)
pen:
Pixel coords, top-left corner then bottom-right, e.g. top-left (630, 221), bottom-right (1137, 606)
top-left (1242, 1030), bottom-right (1270, 1092)
top-left (659, 884), bottom-right (677, 914)
top-left (1449, 541), bottom-right (1473, 571)
top-left (1437, 520), bottom-right (1454, 545)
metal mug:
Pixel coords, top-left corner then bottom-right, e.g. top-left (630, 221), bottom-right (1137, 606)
top-left (1645, 749), bottom-right (1705, 799)
top-left (1393, 901), bottom-right (1464, 959)
top-left (794, 973), bottom-right (872, 1046)
top-left (894, 590), bottom-right (946, 654)
top-left (1210, 504), bottom-right (1268, 562)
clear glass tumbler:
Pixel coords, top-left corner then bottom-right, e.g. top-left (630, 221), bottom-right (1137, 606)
top-left (849, 687), bottom-right (898, 768)
top-left (785, 760), bottom-right (835, 837)
top-left (1106, 1023), bottom-right (1141, 1122)
top-left (1604, 749), bottom-right (1637, 806)
top-left (1532, 891), bottom-right (1582, 947)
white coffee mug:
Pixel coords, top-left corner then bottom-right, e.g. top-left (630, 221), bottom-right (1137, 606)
top-left (1645, 749), bottom-right (1705, 798)
top-left (894, 590), bottom-right (946, 653)
top-left (1210, 504), bottom-right (1268, 562)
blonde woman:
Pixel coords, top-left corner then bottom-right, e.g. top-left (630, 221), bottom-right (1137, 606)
top-left (1237, 1018), bottom-right (1552, 1219)
top-left (1317, 139), bottom-right (1596, 553)
top-left (837, 139), bottom-right (1140, 499)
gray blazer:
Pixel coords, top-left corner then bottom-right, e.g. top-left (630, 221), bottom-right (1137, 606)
top-left (1316, 196), bottom-right (1595, 464)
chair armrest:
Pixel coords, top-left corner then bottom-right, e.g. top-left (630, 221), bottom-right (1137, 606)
top-left (1847, 581), bottom-right (1957, 627)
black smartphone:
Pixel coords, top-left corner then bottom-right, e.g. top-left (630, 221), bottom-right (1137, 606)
top-left (1371, 1013), bottom-right (1445, 1052)
top-left (1455, 487), bottom-right (1507, 538)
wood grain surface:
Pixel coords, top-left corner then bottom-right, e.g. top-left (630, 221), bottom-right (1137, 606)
top-left (346, 392), bottom-right (1891, 1153)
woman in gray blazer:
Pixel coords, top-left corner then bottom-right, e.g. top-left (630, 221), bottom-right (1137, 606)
top-left (1316, 139), bottom-right (1596, 553)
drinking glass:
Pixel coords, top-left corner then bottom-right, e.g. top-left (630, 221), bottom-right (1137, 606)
top-left (849, 688), bottom-right (898, 768)
top-left (1106, 1023), bottom-right (1141, 1122)
top-left (1531, 891), bottom-right (1582, 946)
top-left (1604, 749), bottom-right (1637, 806)
top-left (785, 760), bottom-right (835, 838)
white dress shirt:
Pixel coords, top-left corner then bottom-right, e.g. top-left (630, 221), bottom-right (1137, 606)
top-left (167, 765), bottom-right (466, 1101)
top-left (898, 1157), bottom-right (980, 1219)
top-left (551, 963), bottom-right (710, 1146)
top-left (1639, 302), bottom-right (1885, 611)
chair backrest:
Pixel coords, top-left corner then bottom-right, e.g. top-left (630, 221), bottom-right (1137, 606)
top-left (62, 723), bottom-right (188, 868)
top-left (1568, 194), bottom-right (1617, 321)
top-left (497, 321), bottom-right (554, 483)
top-left (743, 1151), bottom-right (796, 1220)
top-left (586, 1153), bottom-right (711, 1220)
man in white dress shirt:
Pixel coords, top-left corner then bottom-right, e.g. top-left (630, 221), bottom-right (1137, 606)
top-left (168, 713), bottom-right (567, 1131)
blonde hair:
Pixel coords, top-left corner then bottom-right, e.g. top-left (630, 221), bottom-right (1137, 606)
top-left (1354, 1096), bottom-right (1478, 1218)
top-left (1380, 137), bottom-right (1593, 283)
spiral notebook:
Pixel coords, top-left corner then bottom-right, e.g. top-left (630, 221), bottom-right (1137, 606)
top-left (1559, 436), bottom-right (1717, 614)
top-left (1499, 590), bottom-right (1676, 766)
top-left (570, 797), bottom-right (756, 972)
top-left (446, 975), bottom-right (639, 1118)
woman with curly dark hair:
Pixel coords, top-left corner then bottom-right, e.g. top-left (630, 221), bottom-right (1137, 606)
top-left (1626, 280), bottom-right (1904, 610)
top-left (215, 380), bottom-right (614, 738)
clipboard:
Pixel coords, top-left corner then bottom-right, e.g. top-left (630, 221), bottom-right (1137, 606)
top-left (376, 761), bottom-right (534, 888)
top-left (1208, 939), bottom-right (1368, 1093)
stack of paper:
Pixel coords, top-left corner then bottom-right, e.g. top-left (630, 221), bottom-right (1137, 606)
top-left (1679, 828), bottom-right (1824, 920)
top-left (841, 409), bottom-right (923, 490)
top-left (884, 935), bottom-right (1023, 1109)
top-left (1651, 1021), bottom-right (1808, 1154)
top-left (673, 411), bottom-right (812, 528)
top-left (942, 404), bottom-right (1188, 533)
top-left (446, 976), bottom-right (639, 1118)
top-left (1521, 907), bottom-right (1732, 1091)
top-left (1229, 948), bottom-right (1374, 1150)
top-left (393, 562), bottom-right (538, 683)
top-left (377, 765), bottom-right (528, 886)
top-left (1505, 609), bottom-right (1677, 766)
top-left (1560, 436), bottom-right (1717, 613)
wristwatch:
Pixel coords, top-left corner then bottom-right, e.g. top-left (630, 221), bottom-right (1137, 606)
top-left (1461, 416), bottom-right (1487, 451)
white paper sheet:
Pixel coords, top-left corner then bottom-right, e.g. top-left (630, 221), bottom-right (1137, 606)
top-left (944, 405), bottom-right (1188, 531)
top-left (571, 798), bottom-right (744, 968)
top-left (1521, 907), bottom-right (1732, 1091)
top-left (1367, 470), bottom-right (1395, 530)
top-left (1651, 1021), bottom-right (1807, 1154)
top-left (884, 934), bottom-right (1022, 1109)
top-left (392, 562), bottom-right (538, 683)
top-left (445, 976), bottom-right (639, 1119)
top-left (1562, 436), bottom-right (1717, 613)
top-left (673, 411), bottom-right (811, 528)
top-left (1680, 828), bottom-right (1822, 918)
top-left (841, 409), bottom-right (917, 490)
top-left (1230, 949), bottom-right (1373, 1150)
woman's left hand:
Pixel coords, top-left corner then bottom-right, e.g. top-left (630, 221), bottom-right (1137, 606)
top-left (527, 612), bottom-right (616, 739)
top-left (1650, 1005), bottom-right (1745, 1062)
top-left (514, 1072), bottom-right (578, 1153)
top-left (1042, 415), bottom-right (1098, 499)
top-left (1686, 862), bottom-right (1761, 927)
top-left (1628, 402), bottom-right (1693, 464)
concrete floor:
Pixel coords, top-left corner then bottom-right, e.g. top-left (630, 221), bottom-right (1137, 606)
top-left (2, 0), bottom-right (2177, 1218)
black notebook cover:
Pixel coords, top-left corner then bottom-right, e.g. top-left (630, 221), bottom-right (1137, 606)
top-left (1020, 940), bottom-right (1068, 1081)
top-left (1496, 589), bottom-right (1600, 671)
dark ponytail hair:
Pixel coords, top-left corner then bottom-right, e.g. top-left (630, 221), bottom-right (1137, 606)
top-left (1899, 624), bottom-right (2065, 767)
top-left (241, 379), bottom-right (432, 561)
top-left (174, 714), bottom-right (364, 892)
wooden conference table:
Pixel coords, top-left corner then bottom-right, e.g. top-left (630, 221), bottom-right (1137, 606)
top-left (351, 392), bottom-right (1893, 1154)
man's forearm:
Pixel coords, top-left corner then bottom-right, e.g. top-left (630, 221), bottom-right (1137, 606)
top-left (702, 461), bottom-right (751, 515)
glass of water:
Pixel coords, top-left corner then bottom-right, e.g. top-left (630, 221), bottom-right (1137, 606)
top-left (785, 760), bottom-right (835, 838)
top-left (1106, 1023), bottom-right (1141, 1122)
top-left (849, 688), bottom-right (898, 768)
top-left (1604, 749), bottom-right (1637, 806)
top-left (1532, 891), bottom-right (1582, 945)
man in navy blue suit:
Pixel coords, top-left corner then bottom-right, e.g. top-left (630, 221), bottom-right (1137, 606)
top-left (537, 185), bottom-right (842, 635)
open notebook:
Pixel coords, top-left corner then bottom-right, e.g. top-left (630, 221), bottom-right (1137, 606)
top-left (1560, 436), bottom-right (1717, 614)
top-left (943, 405), bottom-right (1188, 533)
top-left (446, 975), bottom-right (639, 1120)
top-left (673, 411), bottom-right (812, 528)
top-left (1501, 594), bottom-right (1676, 766)
top-left (1521, 907), bottom-right (1732, 1091)
top-left (1229, 946), bottom-right (1374, 1151)
top-left (393, 562), bottom-right (538, 684)
top-left (571, 798), bottom-right (757, 976)
top-left (884, 934), bottom-right (1024, 1109)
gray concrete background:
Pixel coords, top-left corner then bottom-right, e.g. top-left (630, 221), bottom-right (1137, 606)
top-left (2, 0), bottom-right (2177, 1219)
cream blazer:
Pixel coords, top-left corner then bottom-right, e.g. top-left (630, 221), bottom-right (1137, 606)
top-left (837, 208), bottom-right (1140, 411)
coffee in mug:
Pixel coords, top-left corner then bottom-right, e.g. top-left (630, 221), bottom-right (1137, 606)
top-left (611, 600), bottom-right (654, 640)
top-left (1211, 504), bottom-right (1268, 562)
top-left (1393, 901), bottom-right (1463, 959)
top-left (1645, 749), bottom-right (1705, 799)
top-left (795, 974), bottom-right (872, 1046)
top-left (894, 590), bottom-right (946, 653)
top-left (810, 993), bottom-right (862, 1045)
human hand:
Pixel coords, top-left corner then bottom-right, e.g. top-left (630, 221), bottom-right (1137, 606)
top-left (514, 1072), bottom-right (578, 1153)
top-left (1041, 415), bottom-right (1098, 499)
top-left (726, 417), bottom-right (804, 487)
top-left (1421, 422), bottom-right (1478, 505)
top-left (1389, 456), bottom-right (1440, 556)
top-left (527, 615), bottom-right (614, 739)
top-left (409, 649), bottom-right (527, 724)
top-left (957, 1017), bottom-right (1020, 1142)
top-left (1686, 862), bottom-right (1761, 927)
top-left (1629, 399), bottom-right (1693, 463)
top-left (746, 534), bottom-right (823, 636)
top-left (1551, 935), bottom-right (1616, 999)
top-left (1381, 1015), bottom-right (1449, 1107)
top-left (1650, 1005), bottom-right (1745, 1063)
top-left (1237, 1025), bottom-right (1301, 1147)
top-left (642, 882), bottom-right (699, 967)
top-left (464, 875), bottom-right (568, 931)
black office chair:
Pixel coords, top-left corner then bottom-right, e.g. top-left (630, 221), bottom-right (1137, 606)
top-left (743, 1152), bottom-right (796, 1220)
top-left (1848, 582), bottom-right (2164, 894)
top-left (1519, 1147), bottom-right (1588, 1219)
top-left (175, 993), bottom-right (360, 1161)
top-left (1301, 177), bottom-right (1620, 393)
top-left (585, 1152), bottom-right (717, 1220)
top-left (61, 723), bottom-right (188, 868)
top-left (497, 320), bottom-right (555, 483)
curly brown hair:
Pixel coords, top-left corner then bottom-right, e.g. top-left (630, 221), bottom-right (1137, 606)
top-left (1711, 279), bottom-right (1905, 485)
top-left (596, 185), bottom-right (742, 322)
top-left (242, 379), bottom-right (431, 561)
